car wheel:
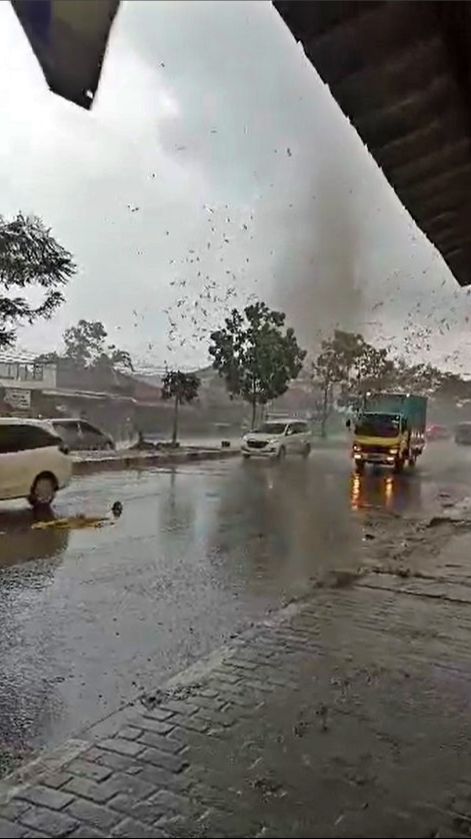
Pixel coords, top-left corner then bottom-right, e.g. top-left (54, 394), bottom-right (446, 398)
top-left (29, 473), bottom-right (57, 508)
top-left (277, 446), bottom-right (286, 461)
top-left (302, 443), bottom-right (311, 458)
top-left (242, 452), bottom-right (250, 459)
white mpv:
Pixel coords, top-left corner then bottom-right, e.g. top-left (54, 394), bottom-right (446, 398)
top-left (241, 419), bottom-right (312, 460)
top-left (0, 418), bottom-right (72, 507)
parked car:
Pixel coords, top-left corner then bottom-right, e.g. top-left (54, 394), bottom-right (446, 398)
top-left (241, 419), bottom-right (311, 460)
top-left (455, 422), bottom-right (471, 445)
top-left (0, 418), bottom-right (72, 507)
top-left (50, 418), bottom-right (115, 451)
top-left (426, 424), bottom-right (450, 441)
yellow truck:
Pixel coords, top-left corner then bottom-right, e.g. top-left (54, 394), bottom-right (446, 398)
top-left (350, 393), bottom-right (427, 474)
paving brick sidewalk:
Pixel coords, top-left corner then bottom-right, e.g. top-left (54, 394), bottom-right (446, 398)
top-left (4, 579), bottom-right (471, 837)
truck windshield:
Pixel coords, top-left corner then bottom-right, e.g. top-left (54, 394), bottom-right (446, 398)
top-left (355, 413), bottom-right (401, 438)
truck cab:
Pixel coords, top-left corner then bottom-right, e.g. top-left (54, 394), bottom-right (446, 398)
top-left (350, 394), bottom-right (427, 474)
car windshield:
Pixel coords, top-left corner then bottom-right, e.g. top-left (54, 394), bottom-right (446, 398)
top-left (355, 413), bottom-right (401, 438)
top-left (255, 423), bottom-right (287, 435)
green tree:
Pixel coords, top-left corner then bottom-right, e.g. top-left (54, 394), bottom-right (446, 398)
top-left (209, 301), bottom-right (306, 427)
top-left (311, 330), bottom-right (365, 434)
top-left (34, 351), bottom-right (61, 365)
top-left (433, 370), bottom-right (471, 401)
top-left (386, 360), bottom-right (443, 395)
top-left (311, 344), bottom-right (346, 437)
top-left (63, 319), bottom-right (133, 370)
top-left (312, 330), bottom-right (395, 433)
top-left (0, 213), bottom-right (75, 349)
top-left (162, 369), bottom-right (200, 446)
top-left (354, 343), bottom-right (394, 396)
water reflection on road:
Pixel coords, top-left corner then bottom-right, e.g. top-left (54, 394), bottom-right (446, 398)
top-left (350, 471), bottom-right (422, 513)
top-left (0, 508), bottom-right (69, 571)
top-left (0, 441), bottom-right (470, 754)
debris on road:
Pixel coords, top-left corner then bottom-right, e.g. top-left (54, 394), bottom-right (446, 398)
top-left (111, 500), bottom-right (123, 517)
top-left (325, 568), bottom-right (365, 588)
top-left (316, 702), bottom-right (330, 732)
top-left (251, 775), bottom-right (286, 799)
top-left (31, 514), bottom-right (113, 531)
top-left (427, 516), bottom-right (449, 528)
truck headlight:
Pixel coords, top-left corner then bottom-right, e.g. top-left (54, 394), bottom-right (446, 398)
top-left (389, 447), bottom-right (399, 454)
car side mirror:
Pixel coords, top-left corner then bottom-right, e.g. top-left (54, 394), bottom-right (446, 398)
top-left (346, 419), bottom-right (351, 429)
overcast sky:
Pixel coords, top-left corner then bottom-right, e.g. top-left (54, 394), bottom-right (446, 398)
top-left (1, 0), bottom-right (470, 373)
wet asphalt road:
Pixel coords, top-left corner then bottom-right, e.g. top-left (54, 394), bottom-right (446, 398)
top-left (1, 440), bottom-right (471, 756)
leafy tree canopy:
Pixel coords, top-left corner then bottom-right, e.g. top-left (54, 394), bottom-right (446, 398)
top-left (0, 213), bottom-right (75, 349)
top-left (161, 370), bottom-right (200, 404)
top-left (312, 329), bottom-right (393, 396)
top-left (209, 301), bottom-right (305, 423)
top-left (63, 319), bottom-right (133, 370)
top-left (162, 369), bottom-right (200, 446)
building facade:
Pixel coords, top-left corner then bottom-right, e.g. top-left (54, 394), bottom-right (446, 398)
top-left (0, 360), bottom-right (57, 411)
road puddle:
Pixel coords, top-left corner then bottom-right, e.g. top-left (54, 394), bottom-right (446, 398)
top-left (350, 471), bottom-right (422, 514)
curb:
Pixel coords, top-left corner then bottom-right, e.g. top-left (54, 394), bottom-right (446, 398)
top-left (0, 740), bottom-right (89, 805)
top-left (72, 447), bottom-right (240, 475)
top-left (0, 590), bottom-right (314, 794)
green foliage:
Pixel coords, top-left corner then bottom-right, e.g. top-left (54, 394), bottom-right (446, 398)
top-left (313, 329), bottom-right (393, 397)
top-left (0, 213), bottom-right (75, 349)
top-left (34, 351), bottom-right (61, 365)
top-left (209, 301), bottom-right (306, 424)
top-left (162, 369), bottom-right (200, 445)
top-left (312, 330), bottom-right (395, 434)
top-left (433, 370), bottom-right (471, 400)
top-left (313, 329), bottom-right (471, 431)
top-left (386, 360), bottom-right (442, 395)
top-left (354, 343), bottom-right (394, 394)
top-left (63, 319), bottom-right (133, 370)
top-left (161, 370), bottom-right (200, 404)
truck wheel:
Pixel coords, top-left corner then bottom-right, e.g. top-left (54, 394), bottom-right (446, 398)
top-left (393, 456), bottom-right (404, 474)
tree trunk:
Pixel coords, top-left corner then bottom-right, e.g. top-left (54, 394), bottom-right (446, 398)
top-left (320, 379), bottom-right (329, 437)
top-left (172, 394), bottom-right (179, 446)
top-left (251, 395), bottom-right (257, 429)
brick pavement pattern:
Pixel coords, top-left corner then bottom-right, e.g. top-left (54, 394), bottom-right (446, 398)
top-left (3, 581), bottom-right (471, 836)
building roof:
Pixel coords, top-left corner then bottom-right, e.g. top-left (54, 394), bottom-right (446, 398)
top-left (275, 1), bottom-right (471, 286)
top-left (12, 0), bottom-right (119, 110)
